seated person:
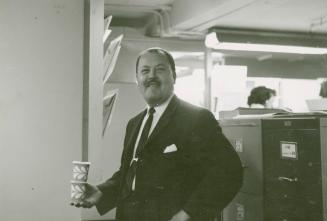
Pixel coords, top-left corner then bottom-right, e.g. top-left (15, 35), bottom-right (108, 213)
top-left (247, 86), bottom-right (276, 108)
top-left (319, 80), bottom-right (327, 98)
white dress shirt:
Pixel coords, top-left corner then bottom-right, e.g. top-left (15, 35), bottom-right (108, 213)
top-left (131, 94), bottom-right (174, 190)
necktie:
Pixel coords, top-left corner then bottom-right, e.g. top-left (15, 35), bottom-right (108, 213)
top-left (135, 107), bottom-right (155, 156)
top-left (122, 107), bottom-right (155, 198)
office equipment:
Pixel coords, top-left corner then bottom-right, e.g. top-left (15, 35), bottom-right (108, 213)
top-left (306, 98), bottom-right (327, 111)
top-left (219, 107), bottom-right (287, 119)
top-left (220, 115), bottom-right (327, 221)
top-left (220, 118), bottom-right (264, 221)
top-left (261, 116), bottom-right (327, 221)
top-left (103, 89), bottom-right (118, 136)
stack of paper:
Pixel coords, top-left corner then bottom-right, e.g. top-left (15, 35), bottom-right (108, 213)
top-left (103, 34), bottom-right (123, 85)
top-left (103, 89), bottom-right (118, 136)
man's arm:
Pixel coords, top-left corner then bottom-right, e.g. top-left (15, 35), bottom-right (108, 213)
top-left (69, 171), bottom-right (121, 212)
top-left (95, 169), bottom-right (122, 215)
top-left (182, 109), bottom-right (243, 219)
top-left (95, 119), bottom-right (134, 215)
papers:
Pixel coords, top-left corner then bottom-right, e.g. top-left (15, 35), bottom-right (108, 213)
top-left (103, 34), bottom-right (123, 85)
top-left (103, 89), bottom-right (118, 136)
top-left (233, 113), bottom-right (277, 119)
top-left (103, 29), bottom-right (112, 44)
top-left (102, 15), bottom-right (122, 136)
top-left (306, 98), bottom-right (327, 111)
top-left (104, 16), bottom-right (112, 32)
top-left (103, 16), bottom-right (112, 47)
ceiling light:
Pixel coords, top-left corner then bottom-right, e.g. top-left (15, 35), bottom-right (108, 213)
top-left (171, 51), bottom-right (203, 59)
top-left (257, 54), bottom-right (273, 61)
top-left (205, 31), bottom-right (327, 55)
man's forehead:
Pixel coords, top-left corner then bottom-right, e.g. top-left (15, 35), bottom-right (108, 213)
top-left (138, 52), bottom-right (170, 65)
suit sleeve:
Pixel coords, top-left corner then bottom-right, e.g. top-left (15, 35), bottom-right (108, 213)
top-left (95, 120), bottom-right (132, 215)
top-left (183, 109), bottom-right (243, 219)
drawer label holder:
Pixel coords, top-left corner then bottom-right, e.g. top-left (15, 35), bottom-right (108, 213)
top-left (280, 141), bottom-right (298, 160)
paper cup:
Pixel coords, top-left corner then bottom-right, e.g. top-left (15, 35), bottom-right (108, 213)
top-left (72, 161), bottom-right (90, 182)
top-left (70, 181), bottom-right (87, 203)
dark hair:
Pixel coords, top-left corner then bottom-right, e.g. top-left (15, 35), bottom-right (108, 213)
top-left (247, 86), bottom-right (276, 106)
top-left (136, 47), bottom-right (176, 80)
top-left (319, 80), bottom-right (327, 98)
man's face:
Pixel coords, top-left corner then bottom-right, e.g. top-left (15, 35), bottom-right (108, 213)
top-left (136, 52), bottom-right (175, 106)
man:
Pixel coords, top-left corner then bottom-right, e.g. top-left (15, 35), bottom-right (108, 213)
top-left (72, 48), bottom-right (243, 221)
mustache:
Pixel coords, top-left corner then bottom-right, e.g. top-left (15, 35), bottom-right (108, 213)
top-left (144, 78), bottom-right (161, 87)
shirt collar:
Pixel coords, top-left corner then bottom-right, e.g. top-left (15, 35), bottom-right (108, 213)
top-left (147, 94), bottom-right (174, 115)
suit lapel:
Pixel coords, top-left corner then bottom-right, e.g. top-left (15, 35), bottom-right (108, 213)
top-left (140, 95), bottom-right (179, 153)
top-left (124, 110), bottom-right (146, 162)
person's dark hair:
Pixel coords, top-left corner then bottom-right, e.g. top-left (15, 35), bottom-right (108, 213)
top-left (247, 86), bottom-right (276, 106)
top-left (136, 47), bottom-right (176, 80)
top-left (319, 80), bottom-right (327, 98)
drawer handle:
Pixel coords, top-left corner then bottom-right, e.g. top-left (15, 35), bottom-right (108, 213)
top-left (278, 176), bottom-right (298, 182)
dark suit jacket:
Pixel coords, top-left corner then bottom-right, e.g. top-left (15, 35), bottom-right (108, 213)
top-left (96, 95), bottom-right (243, 221)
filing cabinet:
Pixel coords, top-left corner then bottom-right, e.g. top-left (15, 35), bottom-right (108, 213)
top-left (220, 118), bottom-right (264, 221)
top-left (222, 192), bottom-right (263, 221)
top-left (262, 117), bottom-right (327, 221)
top-left (220, 119), bottom-right (264, 196)
top-left (220, 116), bottom-right (327, 221)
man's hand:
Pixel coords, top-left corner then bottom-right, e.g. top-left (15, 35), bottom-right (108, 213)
top-left (70, 183), bottom-right (103, 208)
top-left (169, 210), bottom-right (190, 221)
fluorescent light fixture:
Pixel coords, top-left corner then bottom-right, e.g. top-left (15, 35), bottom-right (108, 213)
top-left (205, 32), bottom-right (327, 55)
top-left (171, 51), bottom-right (203, 59)
top-left (176, 66), bottom-right (190, 72)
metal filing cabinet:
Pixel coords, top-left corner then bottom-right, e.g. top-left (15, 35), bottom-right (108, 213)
top-left (220, 119), bottom-right (264, 195)
top-left (220, 115), bottom-right (327, 221)
top-left (262, 116), bottom-right (327, 221)
top-left (220, 118), bottom-right (264, 221)
top-left (222, 192), bottom-right (263, 221)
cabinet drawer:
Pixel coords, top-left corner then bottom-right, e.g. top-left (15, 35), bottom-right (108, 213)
top-left (264, 197), bottom-right (323, 221)
top-left (264, 169), bottom-right (322, 203)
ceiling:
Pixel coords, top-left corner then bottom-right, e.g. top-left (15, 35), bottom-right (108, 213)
top-left (104, 0), bottom-right (327, 34)
top-left (104, 0), bottom-right (327, 61)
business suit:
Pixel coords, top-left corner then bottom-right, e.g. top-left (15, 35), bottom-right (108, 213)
top-left (96, 95), bottom-right (243, 221)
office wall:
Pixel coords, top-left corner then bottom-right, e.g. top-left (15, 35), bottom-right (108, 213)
top-left (81, 0), bottom-right (106, 220)
top-left (0, 1), bottom-right (84, 221)
top-left (83, 0), bottom-right (104, 184)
